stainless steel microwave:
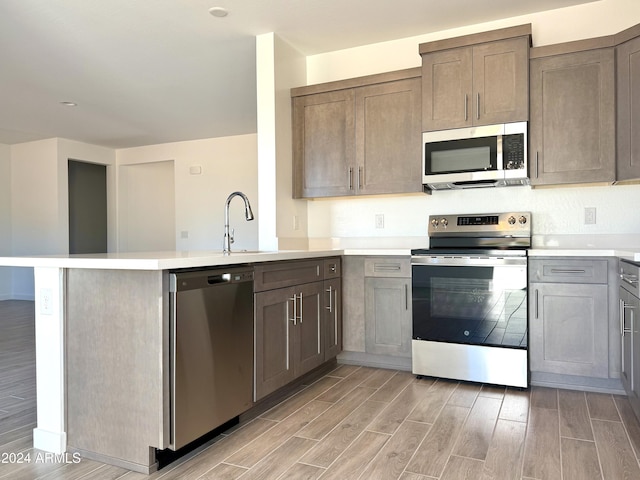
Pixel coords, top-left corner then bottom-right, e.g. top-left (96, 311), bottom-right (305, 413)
top-left (423, 121), bottom-right (528, 191)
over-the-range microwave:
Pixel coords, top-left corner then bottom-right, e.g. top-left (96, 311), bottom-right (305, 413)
top-left (422, 121), bottom-right (529, 191)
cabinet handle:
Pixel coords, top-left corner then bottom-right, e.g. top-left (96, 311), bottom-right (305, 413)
top-left (358, 166), bottom-right (363, 190)
top-left (374, 264), bottom-right (402, 272)
top-left (326, 286), bottom-right (333, 312)
top-left (464, 94), bottom-right (468, 121)
top-left (289, 294), bottom-right (297, 325)
top-left (535, 289), bottom-right (539, 319)
top-left (348, 167), bottom-right (353, 190)
top-left (405, 284), bottom-right (409, 310)
top-left (621, 273), bottom-right (639, 286)
top-left (550, 269), bottom-right (586, 275)
top-left (476, 92), bottom-right (480, 120)
top-left (298, 292), bottom-right (303, 324)
top-left (621, 298), bottom-right (635, 335)
top-left (535, 152), bottom-right (539, 179)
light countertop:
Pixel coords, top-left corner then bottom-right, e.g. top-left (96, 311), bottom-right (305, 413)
top-left (1, 247), bottom-right (639, 271)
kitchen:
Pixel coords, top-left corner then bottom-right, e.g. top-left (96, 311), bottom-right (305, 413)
top-left (2, 0), bottom-right (640, 478)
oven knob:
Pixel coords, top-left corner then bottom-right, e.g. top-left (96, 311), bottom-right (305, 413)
top-left (440, 218), bottom-right (448, 227)
top-left (430, 218), bottom-right (439, 228)
top-left (508, 216), bottom-right (516, 225)
top-left (518, 216), bottom-right (527, 225)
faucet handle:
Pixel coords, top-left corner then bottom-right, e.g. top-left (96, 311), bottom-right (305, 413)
top-left (230, 228), bottom-right (235, 245)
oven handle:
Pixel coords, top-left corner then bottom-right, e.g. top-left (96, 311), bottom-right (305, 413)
top-left (411, 255), bottom-right (527, 267)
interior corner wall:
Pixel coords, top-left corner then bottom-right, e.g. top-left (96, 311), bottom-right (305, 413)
top-left (9, 138), bottom-right (116, 299)
top-left (0, 143), bottom-right (11, 300)
top-left (256, 32), bottom-right (308, 251)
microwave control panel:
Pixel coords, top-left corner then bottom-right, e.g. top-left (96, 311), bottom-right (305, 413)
top-left (503, 133), bottom-right (525, 170)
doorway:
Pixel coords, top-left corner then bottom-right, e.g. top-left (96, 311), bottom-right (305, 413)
top-left (68, 160), bottom-right (107, 254)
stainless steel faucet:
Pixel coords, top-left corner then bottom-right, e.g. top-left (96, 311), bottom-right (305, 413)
top-left (223, 191), bottom-right (254, 254)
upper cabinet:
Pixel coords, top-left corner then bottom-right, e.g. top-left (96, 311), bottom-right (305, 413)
top-left (616, 24), bottom-right (640, 182)
top-left (292, 69), bottom-right (422, 199)
top-left (420, 25), bottom-right (530, 131)
top-left (529, 39), bottom-right (616, 186)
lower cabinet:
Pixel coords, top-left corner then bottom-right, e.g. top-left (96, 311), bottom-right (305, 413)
top-left (365, 277), bottom-right (412, 357)
top-left (529, 257), bottom-right (619, 382)
top-left (364, 257), bottom-right (412, 358)
top-left (529, 282), bottom-right (609, 377)
top-left (254, 258), bottom-right (341, 401)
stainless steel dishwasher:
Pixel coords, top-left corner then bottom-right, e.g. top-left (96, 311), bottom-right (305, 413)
top-left (168, 266), bottom-right (254, 450)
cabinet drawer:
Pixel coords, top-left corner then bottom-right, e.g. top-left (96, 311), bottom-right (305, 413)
top-left (254, 259), bottom-right (323, 292)
top-left (529, 258), bottom-right (608, 284)
top-left (323, 257), bottom-right (342, 279)
top-left (364, 257), bottom-right (411, 278)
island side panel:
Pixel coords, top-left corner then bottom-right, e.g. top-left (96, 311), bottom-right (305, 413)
top-left (65, 268), bottom-right (169, 471)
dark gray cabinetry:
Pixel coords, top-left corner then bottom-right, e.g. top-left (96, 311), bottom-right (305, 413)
top-left (529, 41), bottom-right (615, 186)
top-left (529, 258), bottom-right (618, 381)
top-left (420, 25), bottom-right (530, 131)
top-left (292, 70), bottom-right (422, 198)
top-left (616, 26), bottom-right (640, 181)
top-left (254, 257), bottom-right (341, 400)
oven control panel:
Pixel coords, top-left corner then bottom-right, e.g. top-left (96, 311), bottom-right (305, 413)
top-left (428, 212), bottom-right (531, 237)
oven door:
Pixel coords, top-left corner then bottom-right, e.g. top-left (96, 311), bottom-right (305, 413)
top-left (411, 254), bottom-right (528, 349)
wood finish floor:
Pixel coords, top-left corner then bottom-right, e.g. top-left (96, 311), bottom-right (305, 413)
top-left (2, 299), bottom-right (640, 479)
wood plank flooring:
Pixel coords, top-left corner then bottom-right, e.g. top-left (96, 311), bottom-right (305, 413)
top-left (2, 299), bottom-right (640, 479)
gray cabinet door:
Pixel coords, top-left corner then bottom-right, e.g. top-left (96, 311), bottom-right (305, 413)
top-left (324, 277), bottom-right (342, 360)
top-left (254, 287), bottom-right (296, 400)
top-left (472, 37), bottom-right (529, 126)
top-left (422, 46), bottom-right (473, 131)
top-left (292, 89), bottom-right (355, 198)
top-left (364, 277), bottom-right (412, 357)
top-left (530, 48), bottom-right (615, 185)
top-left (355, 77), bottom-right (422, 195)
top-left (616, 35), bottom-right (640, 181)
top-left (422, 37), bottom-right (528, 131)
top-left (529, 282), bottom-right (609, 378)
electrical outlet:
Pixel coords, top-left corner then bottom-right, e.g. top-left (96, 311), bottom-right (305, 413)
top-left (293, 215), bottom-right (300, 231)
top-left (180, 230), bottom-right (189, 239)
top-left (40, 288), bottom-right (53, 315)
top-left (584, 207), bottom-right (596, 225)
top-left (375, 214), bottom-right (384, 229)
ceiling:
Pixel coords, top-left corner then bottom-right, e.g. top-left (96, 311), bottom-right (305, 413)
top-left (0, 0), bottom-right (597, 149)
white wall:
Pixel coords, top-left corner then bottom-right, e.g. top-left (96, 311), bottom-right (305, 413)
top-left (116, 135), bottom-right (259, 252)
top-left (9, 138), bottom-right (115, 298)
top-left (0, 143), bottom-right (11, 300)
top-left (298, 0), bottom-right (640, 247)
top-left (256, 33), bottom-right (309, 251)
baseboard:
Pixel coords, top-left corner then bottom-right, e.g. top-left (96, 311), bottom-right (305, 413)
top-left (33, 428), bottom-right (67, 454)
top-left (530, 371), bottom-right (626, 395)
top-left (337, 351), bottom-right (412, 371)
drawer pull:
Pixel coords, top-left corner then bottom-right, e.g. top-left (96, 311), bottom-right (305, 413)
top-left (549, 269), bottom-right (586, 274)
top-left (374, 264), bottom-right (402, 272)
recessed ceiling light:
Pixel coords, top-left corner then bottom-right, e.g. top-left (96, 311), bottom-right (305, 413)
top-left (208, 7), bottom-right (228, 18)
top-left (60, 101), bottom-right (77, 107)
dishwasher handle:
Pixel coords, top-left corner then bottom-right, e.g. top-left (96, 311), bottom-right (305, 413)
top-left (170, 268), bottom-right (254, 292)
top-left (208, 273), bottom-right (231, 284)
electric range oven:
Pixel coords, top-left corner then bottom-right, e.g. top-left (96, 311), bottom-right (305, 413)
top-left (411, 212), bottom-right (531, 388)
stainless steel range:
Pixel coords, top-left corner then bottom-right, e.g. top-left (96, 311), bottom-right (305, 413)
top-left (411, 212), bottom-right (531, 388)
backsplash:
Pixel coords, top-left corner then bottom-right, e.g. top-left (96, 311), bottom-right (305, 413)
top-left (305, 183), bottom-right (640, 247)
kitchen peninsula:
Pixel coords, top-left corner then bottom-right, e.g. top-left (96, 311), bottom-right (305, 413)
top-left (0, 249), bottom-right (347, 473)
